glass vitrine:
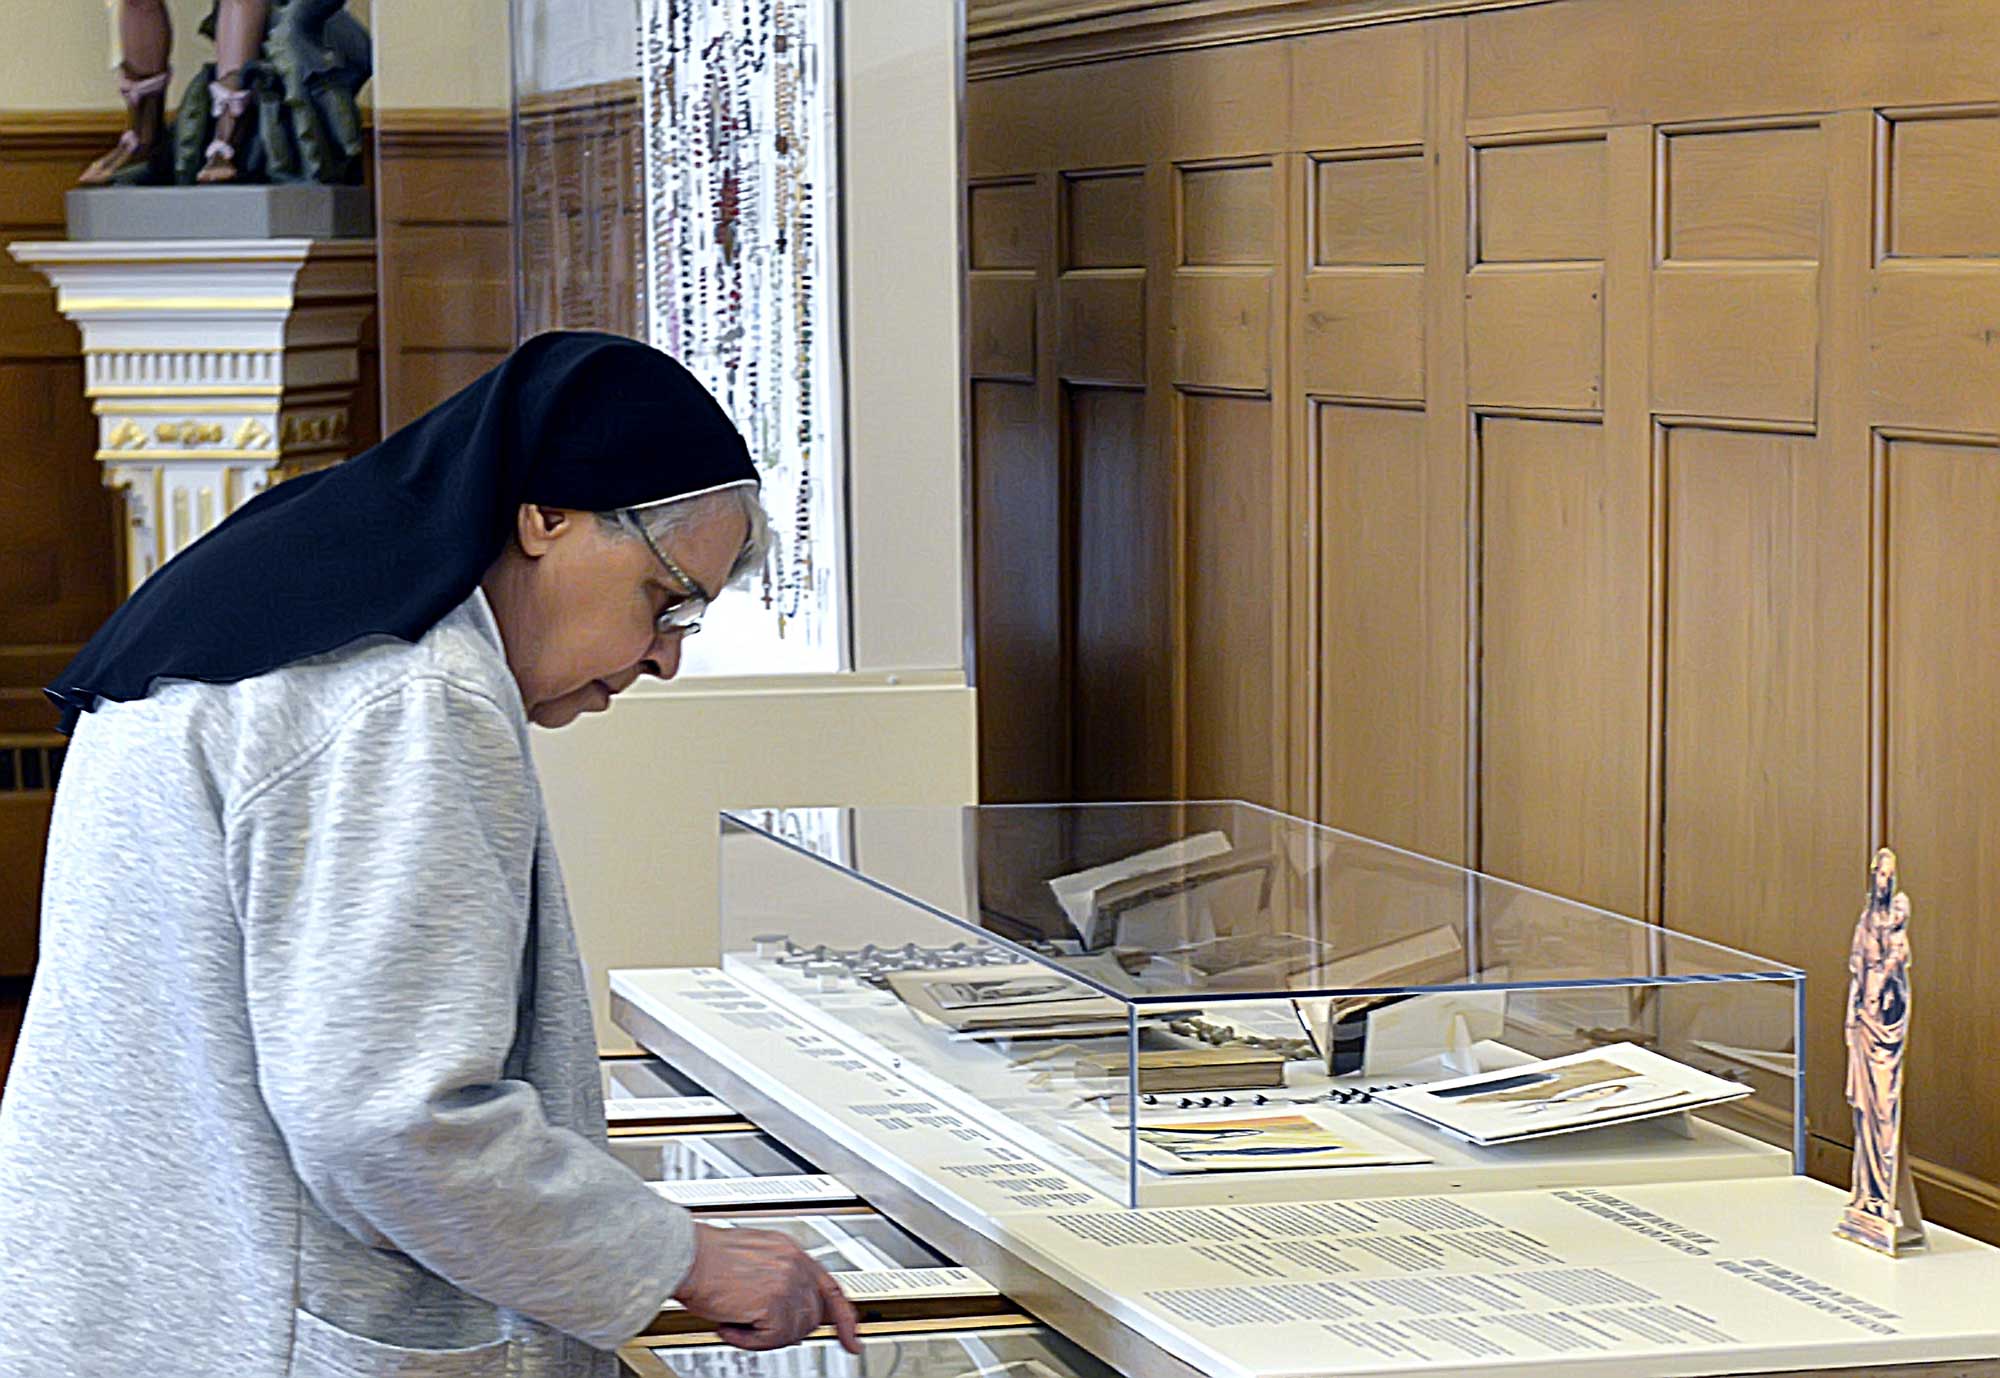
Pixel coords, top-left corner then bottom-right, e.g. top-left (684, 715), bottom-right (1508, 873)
top-left (718, 802), bottom-right (1806, 1208)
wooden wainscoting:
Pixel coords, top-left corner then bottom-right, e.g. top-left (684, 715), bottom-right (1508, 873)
top-left (376, 83), bottom-right (648, 425)
top-left (0, 974), bottom-right (25, 1097)
top-left (0, 113), bottom-right (383, 982)
top-left (966, 0), bottom-right (1560, 77)
top-left (374, 109), bottom-right (515, 427)
top-left (966, 0), bottom-right (2000, 1242)
top-left (0, 114), bottom-right (122, 739)
top-left (0, 113), bottom-right (124, 978)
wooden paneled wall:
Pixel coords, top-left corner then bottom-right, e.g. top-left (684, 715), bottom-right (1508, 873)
top-left (0, 113), bottom-right (386, 975)
top-left (375, 111), bottom-right (514, 427)
top-left (375, 84), bottom-right (645, 426)
top-left (0, 115), bottom-right (128, 975)
top-left (0, 116), bottom-right (123, 735)
top-left (967, 0), bottom-right (2000, 1240)
top-left (516, 81), bottom-right (644, 342)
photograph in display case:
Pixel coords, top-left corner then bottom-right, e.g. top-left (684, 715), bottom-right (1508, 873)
top-left (931, 973), bottom-right (1088, 1012)
top-left (1377, 1043), bottom-right (1753, 1146)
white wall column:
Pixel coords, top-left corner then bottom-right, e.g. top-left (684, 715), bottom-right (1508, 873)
top-left (8, 238), bottom-right (376, 593)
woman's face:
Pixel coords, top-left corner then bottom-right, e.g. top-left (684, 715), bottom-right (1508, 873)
top-left (491, 503), bottom-right (748, 728)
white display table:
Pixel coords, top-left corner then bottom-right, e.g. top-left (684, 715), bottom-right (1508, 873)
top-left (614, 966), bottom-right (2000, 1378)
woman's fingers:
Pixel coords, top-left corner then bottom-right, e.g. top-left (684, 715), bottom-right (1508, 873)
top-left (817, 1263), bottom-right (862, 1354)
top-left (675, 1223), bottom-right (861, 1353)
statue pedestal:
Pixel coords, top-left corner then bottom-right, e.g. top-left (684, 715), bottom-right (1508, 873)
top-left (6, 237), bottom-right (376, 594)
top-left (66, 186), bottom-right (375, 241)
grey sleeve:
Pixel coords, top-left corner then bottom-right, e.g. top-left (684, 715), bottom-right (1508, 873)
top-left (228, 676), bottom-right (695, 1350)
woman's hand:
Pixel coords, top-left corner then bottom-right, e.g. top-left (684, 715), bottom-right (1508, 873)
top-left (671, 1222), bottom-right (863, 1354)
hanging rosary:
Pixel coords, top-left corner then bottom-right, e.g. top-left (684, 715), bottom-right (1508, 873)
top-left (639, 0), bottom-right (830, 641)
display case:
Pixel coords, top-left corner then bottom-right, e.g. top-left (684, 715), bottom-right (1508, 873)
top-left (611, 806), bottom-right (2000, 1378)
top-left (717, 802), bottom-right (1804, 1209)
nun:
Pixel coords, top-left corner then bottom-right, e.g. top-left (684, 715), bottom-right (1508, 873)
top-left (0, 333), bottom-right (860, 1375)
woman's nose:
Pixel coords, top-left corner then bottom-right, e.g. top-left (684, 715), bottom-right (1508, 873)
top-left (645, 631), bottom-right (685, 681)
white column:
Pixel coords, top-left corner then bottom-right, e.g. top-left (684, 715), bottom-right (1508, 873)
top-left (7, 238), bottom-right (376, 595)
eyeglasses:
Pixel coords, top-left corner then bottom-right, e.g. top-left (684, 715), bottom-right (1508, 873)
top-left (634, 523), bottom-right (715, 639)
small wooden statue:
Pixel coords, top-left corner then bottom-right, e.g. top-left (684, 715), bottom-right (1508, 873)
top-left (1835, 847), bottom-right (1926, 1255)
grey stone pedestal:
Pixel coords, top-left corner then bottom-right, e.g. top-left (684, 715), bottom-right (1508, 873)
top-left (65, 184), bottom-right (374, 241)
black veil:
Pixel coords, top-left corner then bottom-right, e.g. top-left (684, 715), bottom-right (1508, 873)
top-left (49, 331), bottom-right (758, 733)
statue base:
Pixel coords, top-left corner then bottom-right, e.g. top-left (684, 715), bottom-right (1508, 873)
top-left (1836, 1159), bottom-right (1929, 1257)
top-left (65, 185), bottom-right (374, 241)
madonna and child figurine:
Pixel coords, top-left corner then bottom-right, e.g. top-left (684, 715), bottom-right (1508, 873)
top-left (1835, 847), bottom-right (1927, 1256)
top-left (78, 0), bottom-right (370, 188)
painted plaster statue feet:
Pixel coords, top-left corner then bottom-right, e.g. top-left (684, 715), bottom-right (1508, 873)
top-left (79, 65), bottom-right (173, 186)
top-left (76, 0), bottom-right (370, 189)
top-left (192, 0), bottom-right (265, 183)
top-left (79, 0), bottom-right (174, 185)
top-left (196, 73), bottom-right (252, 183)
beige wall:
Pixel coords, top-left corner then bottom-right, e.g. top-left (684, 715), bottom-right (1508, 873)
top-left (844, 0), bottom-right (970, 673)
top-left (372, 0), bottom-right (503, 112)
top-left (512, 0), bottom-right (634, 97)
top-left (0, 0), bottom-right (500, 117)
top-left (0, 0), bottom-right (210, 111)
